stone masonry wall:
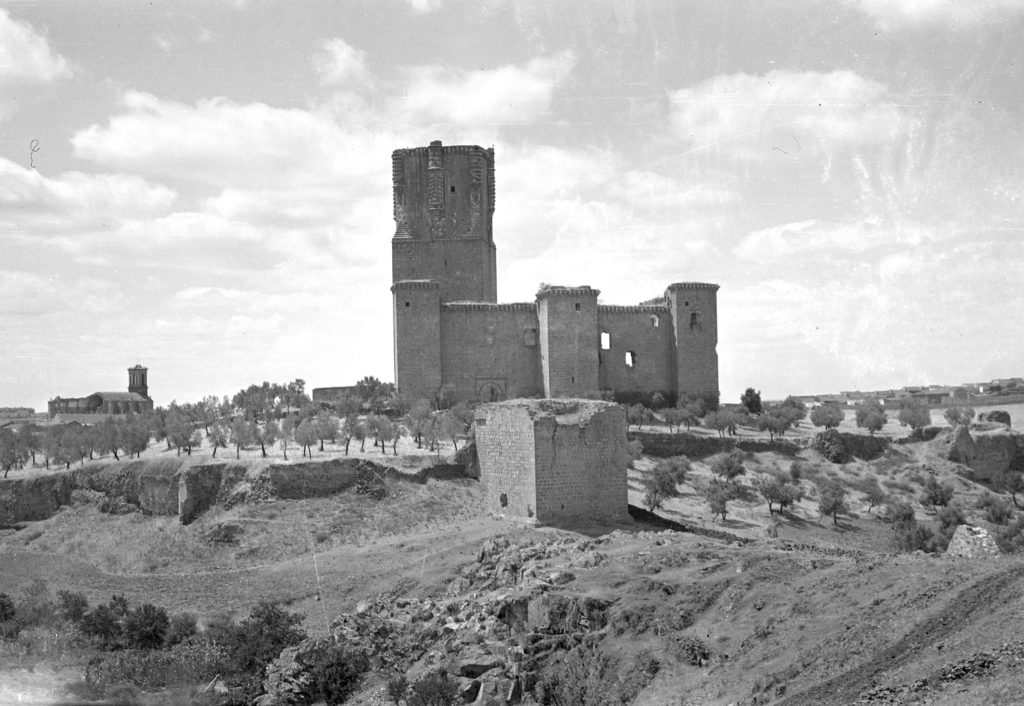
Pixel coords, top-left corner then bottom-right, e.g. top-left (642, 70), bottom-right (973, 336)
top-left (440, 305), bottom-right (543, 403)
top-left (532, 402), bottom-right (628, 523)
top-left (597, 307), bottom-right (676, 395)
top-left (475, 404), bottom-right (538, 518)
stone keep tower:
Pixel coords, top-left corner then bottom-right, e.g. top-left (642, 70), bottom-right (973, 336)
top-left (127, 364), bottom-right (149, 399)
top-left (666, 283), bottom-right (719, 402)
top-left (391, 141), bottom-right (497, 303)
top-left (536, 286), bottom-right (600, 398)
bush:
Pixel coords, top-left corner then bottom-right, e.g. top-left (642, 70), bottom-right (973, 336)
top-left (625, 439), bottom-right (643, 468)
top-left (354, 465), bottom-right (387, 500)
top-left (977, 492), bottom-right (1014, 525)
top-left (85, 640), bottom-right (227, 692)
top-left (408, 671), bottom-right (460, 706)
top-left (305, 639), bottom-right (370, 704)
top-left (386, 674), bottom-right (409, 704)
top-left (996, 516), bottom-right (1024, 554)
top-left (643, 466), bottom-right (679, 511)
top-left (853, 476), bottom-right (888, 513)
top-left (655, 457), bottom-right (690, 483)
top-left (82, 603), bottom-right (125, 650)
top-left (165, 613), bottom-right (198, 647)
top-left (711, 451), bottom-right (745, 480)
top-left (16, 578), bottom-right (56, 629)
top-left (536, 644), bottom-right (614, 706)
top-left (672, 636), bottom-right (710, 666)
top-left (921, 476), bottom-right (955, 509)
top-left (0, 592), bottom-right (15, 623)
top-left (57, 590), bottom-right (89, 624)
top-left (124, 604), bottom-right (170, 650)
top-left (210, 601), bottom-right (307, 675)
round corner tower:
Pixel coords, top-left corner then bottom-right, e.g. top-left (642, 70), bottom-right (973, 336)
top-left (391, 140), bottom-right (496, 303)
top-left (666, 282), bottom-right (719, 403)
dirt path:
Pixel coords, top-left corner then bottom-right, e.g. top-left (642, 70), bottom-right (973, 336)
top-left (779, 563), bottom-right (1024, 705)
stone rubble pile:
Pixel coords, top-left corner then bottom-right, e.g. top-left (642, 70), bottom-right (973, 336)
top-left (259, 535), bottom-right (617, 705)
top-left (945, 525), bottom-right (1001, 559)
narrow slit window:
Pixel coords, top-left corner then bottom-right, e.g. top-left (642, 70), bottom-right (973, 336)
top-left (625, 351), bottom-right (636, 368)
top-left (574, 302), bottom-right (581, 311)
top-left (405, 301), bottom-right (410, 307)
top-left (690, 311), bottom-right (700, 328)
top-left (499, 493), bottom-right (508, 507)
top-left (450, 185), bottom-right (456, 193)
top-left (600, 331), bottom-right (611, 350)
top-left (651, 314), bottom-right (660, 328)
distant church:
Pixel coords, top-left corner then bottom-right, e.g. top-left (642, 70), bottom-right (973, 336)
top-left (48, 365), bottom-right (154, 421)
top-left (391, 141), bottom-right (720, 405)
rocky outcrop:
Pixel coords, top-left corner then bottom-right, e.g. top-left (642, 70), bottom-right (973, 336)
top-left (946, 525), bottom-right (1001, 558)
top-left (259, 535), bottom-right (617, 705)
top-left (937, 426), bottom-right (1024, 481)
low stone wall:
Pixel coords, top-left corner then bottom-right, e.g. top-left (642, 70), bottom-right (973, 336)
top-left (629, 431), bottom-right (800, 458)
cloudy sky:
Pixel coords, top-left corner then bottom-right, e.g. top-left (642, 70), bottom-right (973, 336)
top-left (2, 0), bottom-right (1022, 410)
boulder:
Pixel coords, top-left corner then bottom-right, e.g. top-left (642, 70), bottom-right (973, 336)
top-left (456, 648), bottom-right (504, 678)
top-left (942, 425), bottom-right (977, 467)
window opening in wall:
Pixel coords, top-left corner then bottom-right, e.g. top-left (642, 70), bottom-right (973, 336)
top-left (499, 493), bottom-right (508, 508)
top-left (571, 376), bottom-right (575, 384)
top-left (405, 301), bottom-right (410, 307)
top-left (524, 327), bottom-right (537, 346)
top-left (450, 185), bottom-right (456, 193)
top-left (651, 315), bottom-right (660, 328)
top-left (690, 311), bottom-right (701, 328)
top-left (600, 331), bottom-right (610, 350)
top-left (684, 301), bottom-right (689, 306)
top-left (574, 302), bottom-right (581, 311)
top-left (625, 351), bottom-right (636, 367)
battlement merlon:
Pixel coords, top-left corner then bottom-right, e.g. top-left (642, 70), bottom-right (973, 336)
top-left (391, 279), bottom-right (442, 292)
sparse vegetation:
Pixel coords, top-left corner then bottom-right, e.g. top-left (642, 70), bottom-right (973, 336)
top-left (643, 465), bottom-right (680, 511)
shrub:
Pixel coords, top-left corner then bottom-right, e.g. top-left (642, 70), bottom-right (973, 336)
top-left (996, 517), bottom-right (1024, 554)
top-left (711, 452), bottom-right (745, 481)
top-left (977, 492), bottom-right (1014, 525)
top-left (305, 639), bottom-right (370, 704)
top-left (536, 643), bottom-right (613, 706)
top-left (408, 671), bottom-right (460, 706)
top-left (673, 636), bottom-right (710, 666)
top-left (755, 477), bottom-right (803, 516)
top-left (85, 639), bottom-right (227, 692)
top-left (921, 476), bottom-right (955, 509)
top-left (82, 603), bottom-right (125, 650)
top-left (165, 613), bottom-right (198, 647)
top-left (211, 601), bottom-right (307, 675)
top-left (625, 439), bottom-right (643, 468)
top-left (655, 457), bottom-right (690, 483)
top-left (0, 592), bottom-right (15, 623)
top-left (643, 466), bottom-right (679, 511)
top-left (935, 505), bottom-right (965, 550)
top-left (124, 604), bottom-right (170, 650)
top-left (16, 578), bottom-right (56, 629)
top-left (354, 466), bottom-right (387, 500)
top-left (386, 674), bottom-right (409, 704)
top-left (812, 432), bottom-right (847, 463)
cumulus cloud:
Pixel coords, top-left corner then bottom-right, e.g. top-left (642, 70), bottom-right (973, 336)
top-left (0, 8), bottom-right (71, 85)
top-left (0, 157), bottom-right (176, 234)
top-left (396, 51), bottom-right (575, 126)
top-left (71, 92), bottom-right (394, 189)
top-left (669, 70), bottom-right (906, 161)
top-left (315, 38), bottom-right (373, 88)
top-left (849, 0), bottom-right (1024, 29)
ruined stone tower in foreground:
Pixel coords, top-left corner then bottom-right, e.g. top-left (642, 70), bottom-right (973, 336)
top-left (391, 140), bottom-right (720, 405)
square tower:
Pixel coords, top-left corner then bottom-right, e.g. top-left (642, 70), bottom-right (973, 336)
top-left (391, 140), bottom-right (497, 303)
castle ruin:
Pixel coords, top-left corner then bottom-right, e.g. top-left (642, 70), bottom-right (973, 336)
top-left (391, 140), bottom-right (719, 404)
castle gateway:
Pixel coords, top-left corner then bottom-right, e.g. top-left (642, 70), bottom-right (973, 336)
top-left (391, 140), bottom-right (719, 405)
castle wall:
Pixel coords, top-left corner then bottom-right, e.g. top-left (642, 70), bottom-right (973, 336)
top-left (439, 304), bottom-right (543, 403)
top-left (667, 284), bottom-right (720, 401)
top-left (475, 404), bottom-right (538, 518)
top-left (597, 306), bottom-right (676, 395)
top-left (531, 401), bottom-right (627, 523)
top-left (537, 289), bottom-right (601, 398)
top-left (393, 281), bottom-right (442, 402)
